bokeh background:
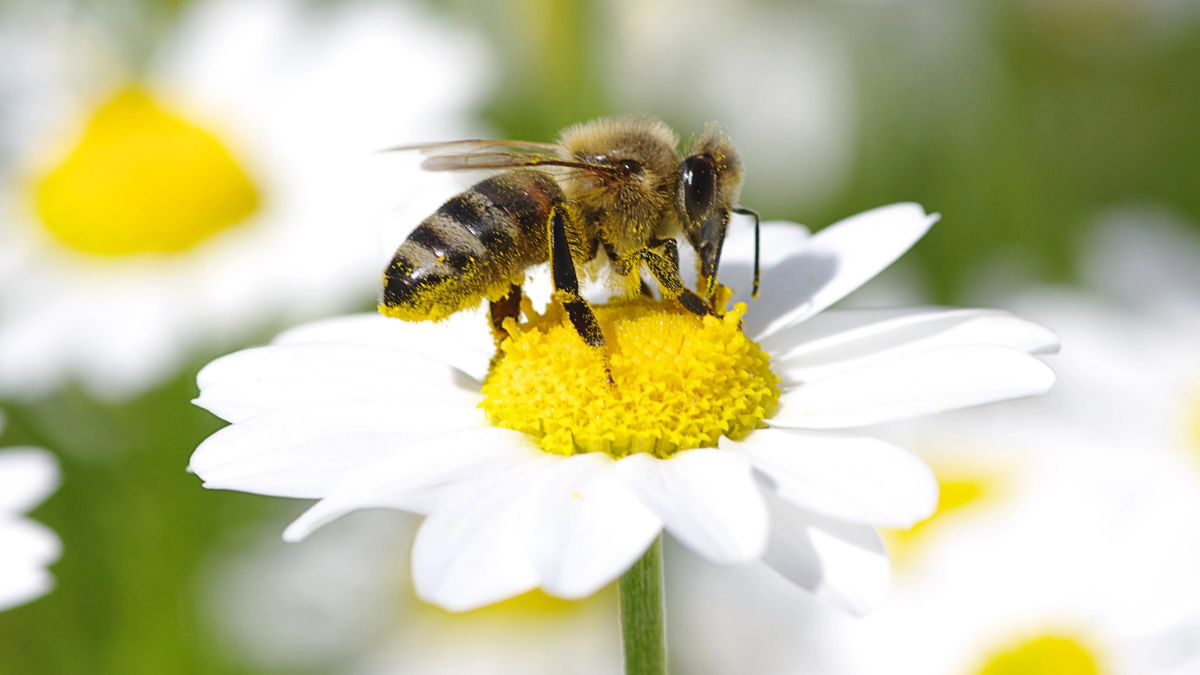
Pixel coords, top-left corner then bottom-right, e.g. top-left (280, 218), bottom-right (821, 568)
top-left (2, 0), bottom-right (1199, 673)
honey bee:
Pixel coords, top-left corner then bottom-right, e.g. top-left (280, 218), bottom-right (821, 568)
top-left (380, 116), bottom-right (760, 356)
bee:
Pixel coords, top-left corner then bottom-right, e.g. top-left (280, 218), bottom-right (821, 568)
top-left (380, 116), bottom-right (761, 356)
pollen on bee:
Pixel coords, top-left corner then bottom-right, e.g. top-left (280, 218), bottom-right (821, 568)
top-left (480, 297), bottom-right (780, 458)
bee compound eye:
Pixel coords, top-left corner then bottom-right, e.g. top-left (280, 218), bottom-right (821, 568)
top-left (681, 155), bottom-right (717, 222)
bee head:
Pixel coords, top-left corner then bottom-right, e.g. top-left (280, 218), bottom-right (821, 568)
top-left (677, 125), bottom-right (744, 296)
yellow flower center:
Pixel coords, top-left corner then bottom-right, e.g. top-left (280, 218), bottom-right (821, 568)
top-left (887, 471), bottom-right (995, 566)
top-left (32, 86), bottom-right (260, 257)
top-left (975, 634), bottom-right (1102, 675)
top-left (481, 297), bottom-right (780, 458)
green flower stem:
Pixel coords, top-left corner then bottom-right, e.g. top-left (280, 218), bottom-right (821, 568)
top-left (619, 535), bottom-right (667, 675)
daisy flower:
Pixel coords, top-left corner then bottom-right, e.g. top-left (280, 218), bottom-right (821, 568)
top-left (0, 415), bottom-right (61, 611)
top-left (666, 211), bottom-right (1200, 674)
top-left (670, 430), bottom-right (1200, 675)
top-left (0, 0), bottom-right (484, 399)
top-left (835, 211), bottom-right (1200, 675)
top-left (831, 287), bottom-right (1200, 675)
top-left (190, 202), bottom-right (1056, 618)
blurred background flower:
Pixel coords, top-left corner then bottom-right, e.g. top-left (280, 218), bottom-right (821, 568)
top-left (0, 0), bottom-right (483, 400)
top-left (202, 511), bottom-right (622, 675)
top-left (1, 0), bottom-right (1199, 672)
top-left (0, 427), bottom-right (61, 612)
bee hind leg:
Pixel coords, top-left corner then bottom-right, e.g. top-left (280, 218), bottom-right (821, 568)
top-left (488, 284), bottom-right (523, 348)
top-left (548, 206), bottom-right (613, 385)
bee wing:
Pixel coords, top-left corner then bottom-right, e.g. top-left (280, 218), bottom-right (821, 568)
top-left (417, 152), bottom-right (623, 175)
top-left (381, 139), bottom-right (622, 177)
top-left (381, 138), bottom-right (564, 156)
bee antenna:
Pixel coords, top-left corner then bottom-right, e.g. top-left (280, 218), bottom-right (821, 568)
top-left (732, 207), bottom-right (762, 299)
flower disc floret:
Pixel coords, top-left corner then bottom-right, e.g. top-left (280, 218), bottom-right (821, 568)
top-left (481, 297), bottom-right (780, 458)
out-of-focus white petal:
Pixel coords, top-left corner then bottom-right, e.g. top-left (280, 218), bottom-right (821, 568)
top-left (748, 203), bottom-right (939, 339)
top-left (771, 346), bottom-right (1056, 429)
top-left (282, 428), bottom-right (539, 542)
top-left (770, 308), bottom-right (1059, 384)
top-left (526, 453), bottom-right (662, 599)
top-left (189, 400), bottom-right (485, 498)
top-left (273, 312), bottom-right (493, 383)
top-left (412, 459), bottom-right (557, 612)
top-left (0, 565), bottom-right (54, 613)
top-left (762, 492), bottom-right (889, 616)
top-left (0, 518), bottom-right (61, 611)
top-left (0, 449), bottom-right (60, 514)
top-left (616, 449), bottom-right (768, 565)
top-left (724, 429), bottom-right (936, 528)
top-left (0, 517), bottom-right (61, 569)
top-left (194, 343), bottom-right (479, 423)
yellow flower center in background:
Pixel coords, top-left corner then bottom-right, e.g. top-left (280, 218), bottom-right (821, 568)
top-left (481, 298), bottom-right (779, 458)
top-left (975, 634), bottom-right (1102, 675)
top-left (442, 589), bottom-right (579, 620)
top-left (888, 472), bottom-right (994, 566)
top-left (33, 87), bottom-right (260, 257)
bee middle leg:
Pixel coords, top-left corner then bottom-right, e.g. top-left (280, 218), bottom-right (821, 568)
top-left (548, 206), bottom-right (613, 384)
top-left (638, 238), bottom-right (715, 317)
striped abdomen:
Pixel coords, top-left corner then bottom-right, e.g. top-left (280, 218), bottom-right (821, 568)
top-left (380, 170), bottom-right (561, 322)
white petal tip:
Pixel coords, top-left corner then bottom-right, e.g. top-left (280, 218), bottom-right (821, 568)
top-left (1028, 359), bottom-right (1057, 393)
top-left (820, 583), bottom-right (890, 617)
top-left (280, 524), bottom-right (309, 544)
top-left (282, 510), bottom-right (326, 543)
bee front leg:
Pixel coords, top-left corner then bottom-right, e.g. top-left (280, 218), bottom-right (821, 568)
top-left (639, 238), bottom-right (715, 318)
top-left (603, 241), bottom-right (655, 299)
top-left (548, 206), bottom-right (613, 384)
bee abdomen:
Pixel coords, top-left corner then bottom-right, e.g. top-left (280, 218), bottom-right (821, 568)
top-left (382, 171), bottom-right (559, 322)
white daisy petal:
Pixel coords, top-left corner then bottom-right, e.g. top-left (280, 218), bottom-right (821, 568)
top-left (762, 492), bottom-right (889, 616)
top-left (678, 220), bottom-right (811, 295)
top-left (748, 203), bottom-right (939, 339)
top-left (194, 343), bottom-right (479, 423)
top-left (0, 518), bottom-right (61, 612)
top-left (282, 428), bottom-right (540, 542)
top-left (412, 458), bottom-right (558, 612)
top-left (722, 429), bottom-right (936, 528)
top-left (770, 345), bottom-right (1056, 429)
top-left (764, 306), bottom-right (1058, 359)
top-left (616, 449), bottom-right (768, 565)
top-left (771, 308), bottom-right (1060, 384)
top-left (0, 448), bottom-right (60, 514)
top-left (273, 313), bottom-right (493, 382)
top-left (189, 400), bottom-right (485, 498)
top-left (526, 453), bottom-right (663, 599)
